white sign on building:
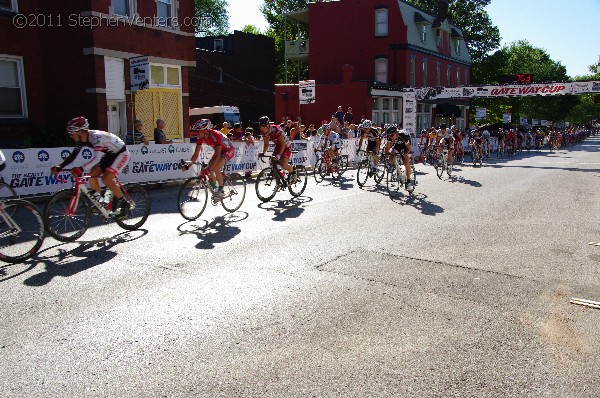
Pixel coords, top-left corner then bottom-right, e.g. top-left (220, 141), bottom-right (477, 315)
top-left (503, 113), bottom-right (512, 123)
top-left (299, 80), bottom-right (316, 105)
top-left (475, 108), bottom-right (486, 120)
top-left (130, 56), bottom-right (150, 92)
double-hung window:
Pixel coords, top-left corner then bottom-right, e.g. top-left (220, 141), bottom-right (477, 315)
top-left (0, 56), bottom-right (27, 117)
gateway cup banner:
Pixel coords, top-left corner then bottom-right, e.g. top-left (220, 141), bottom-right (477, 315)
top-left (428, 80), bottom-right (600, 99)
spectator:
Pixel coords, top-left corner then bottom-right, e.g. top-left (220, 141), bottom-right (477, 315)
top-left (243, 127), bottom-right (255, 180)
top-left (348, 123), bottom-right (359, 138)
top-left (126, 119), bottom-right (150, 145)
top-left (284, 119), bottom-right (293, 136)
top-left (340, 121), bottom-right (350, 139)
top-left (334, 106), bottom-right (345, 126)
top-left (344, 107), bottom-right (353, 125)
top-left (306, 124), bottom-right (318, 138)
top-left (220, 122), bottom-right (230, 135)
top-left (330, 116), bottom-right (342, 134)
top-left (230, 122), bottom-right (245, 141)
top-left (154, 119), bottom-right (173, 144)
top-left (290, 121), bottom-right (304, 140)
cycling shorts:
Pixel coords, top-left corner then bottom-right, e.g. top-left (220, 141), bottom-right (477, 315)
top-left (98, 146), bottom-right (129, 175)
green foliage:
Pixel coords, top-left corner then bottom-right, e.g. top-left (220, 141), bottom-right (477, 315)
top-left (195, 0), bottom-right (229, 36)
top-left (261, 0), bottom-right (309, 83)
top-left (406, 0), bottom-right (500, 63)
top-left (241, 24), bottom-right (262, 35)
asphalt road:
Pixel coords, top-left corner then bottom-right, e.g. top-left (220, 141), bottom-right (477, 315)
top-left (2, 137), bottom-right (600, 397)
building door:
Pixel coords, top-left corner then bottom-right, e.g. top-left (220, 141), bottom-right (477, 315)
top-left (107, 102), bottom-right (121, 135)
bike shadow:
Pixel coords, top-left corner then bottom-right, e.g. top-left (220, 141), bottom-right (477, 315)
top-left (400, 192), bottom-right (445, 216)
top-left (318, 175), bottom-right (355, 190)
top-left (257, 196), bottom-right (312, 221)
top-left (177, 212), bottom-right (248, 250)
top-left (13, 230), bottom-right (148, 286)
top-left (449, 175), bottom-right (482, 188)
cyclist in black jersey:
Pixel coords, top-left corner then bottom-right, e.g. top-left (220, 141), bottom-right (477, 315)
top-left (384, 126), bottom-right (414, 192)
top-left (356, 120), bottom-right (381, 169)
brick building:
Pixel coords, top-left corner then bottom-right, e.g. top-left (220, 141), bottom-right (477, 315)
top-left (0, 0), bottom-right (196, 147)
top-left (275, 0), bottom-right (472, 133)
top-left (190, 31), bottom-right (275, 129)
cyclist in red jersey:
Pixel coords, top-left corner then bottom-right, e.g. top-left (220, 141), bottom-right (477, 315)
top-left (183, 119), bottom-right (235, 198)
top-left (258, 116), bottom-right (297, 182)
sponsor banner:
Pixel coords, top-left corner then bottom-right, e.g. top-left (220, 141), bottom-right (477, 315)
top-left (502, 113), bottom-right (512, 123)
top-left (402, 91), bottom-right (417, 137)
top-left (475, 108), bottom-right (486, 119)
top-left (130, 56), bottom-right (149, 92)
top-left (0, 140), bottom-right (366, 197)
top-left (520, 116), bottom-right (528, 125)
top-left (299, 80), bottom-right (316, 104)
top-left (532, 118), bottom-right (539, 126)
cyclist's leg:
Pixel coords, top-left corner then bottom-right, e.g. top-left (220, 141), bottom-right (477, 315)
top-left (103, 150), bottom-right (129, 199)
top-left (209, 156), bottom-right (227, 188)
top-left (280, 146), bottom-right (294, 173)
top-left (88, 165), bottom-right (103, 195)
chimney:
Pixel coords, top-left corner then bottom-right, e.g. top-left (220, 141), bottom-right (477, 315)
top-left (342, 64), bottom-right (354, 84)
top-left (438, 0), bottom-right (448, 21)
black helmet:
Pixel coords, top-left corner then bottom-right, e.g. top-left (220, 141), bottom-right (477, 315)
top-left (386, 125), bottom-right (398, 136)
top-left (258, 116), bottom-right (270, 126)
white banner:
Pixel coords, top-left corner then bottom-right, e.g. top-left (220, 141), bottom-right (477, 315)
top-left (402, 91), bottom-right (417, 137)
top-left (520, 116), bottom-right (528, 125)
top-left (0, 140), bottom-right (367, 197)
top-left (475, 108), bottom-right (487, 119)
top-left (503, 113), bottom-right (512, 123)
top-left (532, 118), bottom-right (539, 126)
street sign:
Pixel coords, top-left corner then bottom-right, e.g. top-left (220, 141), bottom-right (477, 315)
top-left (130, 56), bottom-right (149, 92)
top-left (299, 80), bottom-right (316, 104)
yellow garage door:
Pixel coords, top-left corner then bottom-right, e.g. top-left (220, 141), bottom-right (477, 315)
top-left (134, 88), bottom-right (181, 141)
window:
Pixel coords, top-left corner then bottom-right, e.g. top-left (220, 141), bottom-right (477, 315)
top-left (410, 56), bottom-right (416, 87)
top-left (464, 69), bottom-right (468, 86)
top-left (420, 25), bottom-right (427, 44)
top-left (113, 0), bottom-right (132, 17)
top-left (0, 56), bottom-right (27, 117)
top-left (457, 67), bottom-right (460, 86)
top-left (0, 0), bottom-right (17, 12)
top-left (447, 65), bottom-right (451, 86)
top-left (422, 58), bottom-right (428, 87)
top-left (375, 58), bottom-right (387, 83)
top-left (150, 64), bottom-right (181, 87)
top-left (436, 62), bottom-right (441, 86)
top-left (214, 39), bottom-right (224, 52)
top-left (375, 8), bottom-right (388, 36)
top-left (157, 0), bottom-right (173, 27)
top-left (392, 98), bottom-right (400, 124)
top-left (454, 39), bottom-right (462, 55)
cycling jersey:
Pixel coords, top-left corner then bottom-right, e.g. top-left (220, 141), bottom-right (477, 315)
top-left (59, 130), bottom-right (129, 174)
top-left (390, 132), bottom-right (411, 154)
top-left (196, 129), bottom-right (235, 161)
top-left (265, 124), bottom-right (292, 159)
top-left (361, 128), bottom-right (380, 142)
top-left (319, 132), bottom-right (340, 149)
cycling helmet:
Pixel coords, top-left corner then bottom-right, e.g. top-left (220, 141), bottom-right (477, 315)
top-left (192, 119), bottom-right (212, 131)
top-left (322, 123), bottom-right (331, 129)
top-left (360, 120), bottom-right (372, 129)
top-left (66, 116), bottom-right (89, 134)
top-left (258, 116), bottom-right (271, 126)
top-left (386, 125), bottom-right (398, 136)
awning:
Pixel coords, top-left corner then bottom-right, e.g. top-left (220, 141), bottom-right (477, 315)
top-left (435, 103), bottom-right (462, 117)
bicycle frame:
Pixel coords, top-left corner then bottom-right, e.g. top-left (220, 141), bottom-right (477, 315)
top-left (258, 155), bottom-right (287, 188)
top-left (0, 201), bottom-right (22, 237)
top-left (183, 161), bottom-right (236, 200)
top-left (59, 173), bottom-right (130, 219)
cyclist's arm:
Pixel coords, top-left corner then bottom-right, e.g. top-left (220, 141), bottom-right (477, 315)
top-left (58, 145), bottom-right (83, 168)
top-left (261, 135), bottom-right (269, 154)
top-left (189, 143), bottom-right (202, 163)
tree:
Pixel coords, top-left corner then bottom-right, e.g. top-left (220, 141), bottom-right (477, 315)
top-left (261, 0), bottom-right (309, 83)
top-left (406, 0), bottom-right (500, 63)
top-left (470, 40), bottom-right (578, 125)
top-left (195, 0), bottom-right (229, 36)
top-left (241, 24), bottom-right (262, 35)
top-left (565, 66), bottom-right (600, 124)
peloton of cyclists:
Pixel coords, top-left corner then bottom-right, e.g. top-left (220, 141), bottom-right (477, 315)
top-left (51, 116), bottom-right (130, 217)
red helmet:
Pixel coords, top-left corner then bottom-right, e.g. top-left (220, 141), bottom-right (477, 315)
top-left (192, 119), bottom-right (212, 131)
top-left (66, 116), bottom-right (89, 134)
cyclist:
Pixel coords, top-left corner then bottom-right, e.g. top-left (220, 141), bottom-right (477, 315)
top-left (470, 128), bottom-right (483, 160)
top-left (525, 129), bottom-right (533, 150)
top-left (316, 123), bottom-right (341, 168)
top-left (426, 126), bottom-right (438, 156)
top-left (182, 119), bottom-right (235, 199)
top-left (51, 116), bottom-right (130, 216)
top-left (497, 129), bottom-right (506, 153)
top-left (258, 116), bottom-right (296, 183)
top-left (506, 129), bottom-right (517, 154)
top-left (383, 126), bottom-right (414, 192)
top-left (356, 120), bottom-right (381, 171)
top-left (451, 126), bottom-right (463, 160)
top-left (436, 124), bottom-right (454, 173)
top-left (481, 128), bottom-right (491, 158)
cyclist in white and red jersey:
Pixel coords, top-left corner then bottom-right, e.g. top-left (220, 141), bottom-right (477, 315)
top-left (51, 116), bottom-right (130, 215)
top-left (258, 116), bottom-right (296, 182)
top-left (182, 119), bottom-right (235, 198)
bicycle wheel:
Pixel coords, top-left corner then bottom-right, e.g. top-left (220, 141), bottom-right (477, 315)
top-left (0, 181), bottom-right (17, 200)
top-left (436, 156), bottom-right (444, 179)
top-left (44, 190), bottom-right (91, 242)
top-left (356, 160), bottom-right (369, 187)
top-left (221, 173), bottom-right (246, 213)
top-left (374, 161), bottom-right (386, 184)
top-left (178, 177), bottom-right (208, 221)
top-left (116, 183), bottom-right (151, 230)
top-left (288, 165), bottom-right (308, 197)
top-left (255, 168), bottom-right (278, 203)
top-left (313, 159), bottom-right (326, 184)
top-left (386, 168), bottom-right (403, 199)
top-left (337, 155), bottom-right (349, 176)
top-left (0, 200), bottom-right (45, 263)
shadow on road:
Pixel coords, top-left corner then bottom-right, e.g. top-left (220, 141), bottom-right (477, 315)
top-left (177, 212), bottom-right (248, 250)
top-left (403, 192), bottom-right (445, 216)
top-left (12, 230), bottom-right (148, 286)
top-left (449, 175), bottom-right (483, 188)
top-left (257, 196), bottom-right (311, 221)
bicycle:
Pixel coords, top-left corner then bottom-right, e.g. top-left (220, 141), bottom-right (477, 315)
top-left (384, 152), bottom-right (416, 199)
top-left (471, 142), bottom-right (483, 167)
top-left (0, 198), bottom-right (45, 263)
top-left (497, 140), bottom-right (505, 158)
top-left (313, 148), bottom-right (349, 183)
top-left (0, 175), bottom-right (17, 201)
top-left (356, 150), bottom-right (385, 188)
top-left (435, 146), bottom-right (452, 179)
top-left (177, 160), bottom-right (246, 221)
top-left (255, 154), bottom-right (307, 203)
top-left (44, 170), bottom-right (150, 242)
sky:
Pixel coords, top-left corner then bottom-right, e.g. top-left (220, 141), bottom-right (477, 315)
top-left (227, 0), bottom-right (599, 79)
